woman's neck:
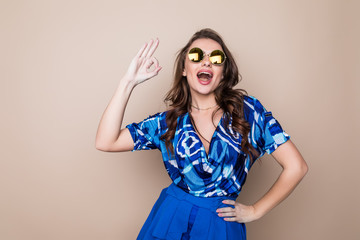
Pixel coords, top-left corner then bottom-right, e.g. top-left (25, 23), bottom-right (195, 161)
top-left (191, 93), bottom-right (217, 111)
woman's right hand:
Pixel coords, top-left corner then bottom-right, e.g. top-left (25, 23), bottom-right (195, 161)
top-left (124, 38), bottom-right (162, 86)
top-left (96, 39), bottom-right (162, 152)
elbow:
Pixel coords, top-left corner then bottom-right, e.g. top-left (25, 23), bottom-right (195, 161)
top-left (95, 144), bottom-right (107, 152)
top-left (301, 161), bottom-right (309, 177)
top-left (297, 160), bottom-right (309, 179)
top-left (95, 140), bottom-right (131, 152)
top-left (285, 159), bottom-right (308, 180)
top-left (95, 140), bottom-right (112, 152)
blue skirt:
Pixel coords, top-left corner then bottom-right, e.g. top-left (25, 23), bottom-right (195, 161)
top-left (137, 183), bottom-right (246, 240)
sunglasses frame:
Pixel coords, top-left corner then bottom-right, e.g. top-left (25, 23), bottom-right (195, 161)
top-left (188, 47), bottom-right (227, 65)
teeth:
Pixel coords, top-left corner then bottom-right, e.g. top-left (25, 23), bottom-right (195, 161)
top-left (198, 72), bottom-right (213, 77)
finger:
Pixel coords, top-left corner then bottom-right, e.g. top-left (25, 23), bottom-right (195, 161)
top-left (146, 65), bottom-right (162, 78)
top-left (152, 57), bottom-right (160, 68)
top-left (145, 58), bottom-right (155, 69)
top-left (222, 200), bottom-right (236, 205)
top-left (156, 65), bottom-right (162, 73)
top-left (144, 57), bottom-right (160, 71)
top-left (152, 65), bottom-right (162, 75)
top-left (135, 42), bottom-right (148, 59)
top-left (141, 39), bottom-right (154, 58)
top-left (216, 207), bottom-right (235, 213)
top-left (218, 211), bottom-right (236, 217)
top-left (142, 63), bottom-right (161, 79)
top-left (223, 217), bottom-right (237, 222)
top-left (146, 38), bottom-right (159, 58)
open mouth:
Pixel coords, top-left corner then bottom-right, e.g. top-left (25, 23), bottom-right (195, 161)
top-left (197, 71), bottom-right (213, 84)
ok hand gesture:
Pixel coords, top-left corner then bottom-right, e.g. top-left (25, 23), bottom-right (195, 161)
top-left (124, 38), bottom-right (162, 86)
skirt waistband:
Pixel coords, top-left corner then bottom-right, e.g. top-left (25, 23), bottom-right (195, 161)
top-left (166, 183), bottom-right (237, 212)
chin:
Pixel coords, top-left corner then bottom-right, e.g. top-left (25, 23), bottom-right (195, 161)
top-left (188, 76), bottom-right (220, 96)
top-left (192, 86), bottom-right (216, 96)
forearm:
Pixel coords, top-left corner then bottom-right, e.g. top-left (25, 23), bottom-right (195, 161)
top-left (95, 39), bottom-right (161, 152)
top-left (95, 77), bottom-right (135, 150)
top-left (252, 161), bottom-right (308, 219)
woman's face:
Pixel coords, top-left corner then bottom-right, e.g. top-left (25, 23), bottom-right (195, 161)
top-left (183, 38), bottom-right (224, 98)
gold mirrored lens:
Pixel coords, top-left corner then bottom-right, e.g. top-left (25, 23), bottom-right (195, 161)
top-left (188, 48), bottom-right (203, 62)
top-left (209, 50), bottom-right (225, 64)
top-left (188, 48), bottom-right (225, 65)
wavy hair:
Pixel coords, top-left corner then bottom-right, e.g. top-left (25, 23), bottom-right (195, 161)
top-left (161, 28), bottom-right (258, 161)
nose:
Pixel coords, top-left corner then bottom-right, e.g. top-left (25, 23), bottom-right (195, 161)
top-left (201, 54), bottom-right (211, 67)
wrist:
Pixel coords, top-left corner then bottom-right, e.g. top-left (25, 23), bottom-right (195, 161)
top-left (119, 75), bottom-right (137, 91)
top-left (251, 204), bottom-right (265, 221)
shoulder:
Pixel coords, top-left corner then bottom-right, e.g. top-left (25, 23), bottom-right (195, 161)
top-left (144, 111), bottom-right (168, 126)
top-left (147, 111), bottom-right (167, 120)
top-left (129, 111), bottom-right (168, 130)
top-left (243, 95), bottom-right (266, 115)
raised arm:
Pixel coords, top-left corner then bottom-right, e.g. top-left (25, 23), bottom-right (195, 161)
top-left (217, 140), bottom-right (308, 222)
top-left (95, 39), bottom-right (162, 152)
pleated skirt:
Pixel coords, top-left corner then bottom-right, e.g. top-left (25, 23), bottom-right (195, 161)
top-left (137, 183), bottom-right (246, 240)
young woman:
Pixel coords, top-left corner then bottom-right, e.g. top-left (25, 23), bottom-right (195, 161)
top-left (95, 28), bottom-right (308, 240)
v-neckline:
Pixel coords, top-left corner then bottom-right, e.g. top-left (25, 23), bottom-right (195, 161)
top-left (187, 112), bottom-right (224, 158)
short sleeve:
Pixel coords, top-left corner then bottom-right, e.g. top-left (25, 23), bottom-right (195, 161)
top-left (246, 96), bottom-right (290, 156)
top-left (125, 112), bottom-right (165, 151)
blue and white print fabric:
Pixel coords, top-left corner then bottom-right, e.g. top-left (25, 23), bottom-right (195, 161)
top-left (126, 96), bottom-right (290, 197)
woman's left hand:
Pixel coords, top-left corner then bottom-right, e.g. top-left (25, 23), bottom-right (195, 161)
top-left (216, 200), bottom-right (259, 223)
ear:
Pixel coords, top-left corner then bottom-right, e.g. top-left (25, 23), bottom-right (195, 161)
top-left (182, 69), bottom-right (186, 77)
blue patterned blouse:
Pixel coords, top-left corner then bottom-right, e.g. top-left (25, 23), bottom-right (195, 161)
top-left (126, 96), bottom-right (290, 197)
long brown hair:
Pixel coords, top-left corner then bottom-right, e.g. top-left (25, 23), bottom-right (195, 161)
top-left (161, 28), bottom-right (258, 161)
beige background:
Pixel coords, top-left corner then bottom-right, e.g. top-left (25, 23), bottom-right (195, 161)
top-left (1, 0), bottom-right (359, 239)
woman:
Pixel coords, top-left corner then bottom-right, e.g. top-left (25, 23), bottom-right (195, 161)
top-left (95, 28), bottom-right (308, 240)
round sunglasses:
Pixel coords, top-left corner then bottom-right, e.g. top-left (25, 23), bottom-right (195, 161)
top-left (188, 47), bottom-right (226, 65)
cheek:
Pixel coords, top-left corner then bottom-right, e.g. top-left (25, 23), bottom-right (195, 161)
top-left (182, 62), bottom-right (189, 76)
top-left (183, 63), bottom-right (197, 77)
top-left (220, 68), bottom-right (225, 79)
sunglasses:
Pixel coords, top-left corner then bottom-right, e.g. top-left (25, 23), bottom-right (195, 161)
top-left (188, 47), bottom-right (226, 65)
